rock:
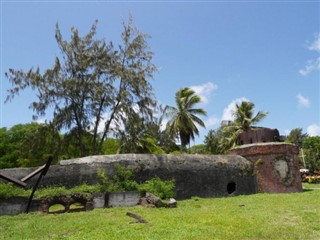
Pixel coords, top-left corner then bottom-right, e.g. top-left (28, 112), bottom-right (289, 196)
top-left (167, 198), bottom-right (177, 208)
top-left (145, 192), bottom-right (164, 208)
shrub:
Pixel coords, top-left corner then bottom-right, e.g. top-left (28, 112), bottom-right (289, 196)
top-left (138, 176), bottom-right (175, 199)
top-left (97, 164), bottom-right (138, 192)
top-left (35, 186), bottom-right (68, 198)
top-left (97, 165), bottom-right (176, 199)
top-left (0, 182), bottom-right (29, 199)
top-left (34, 183), bottom-right (101, 199)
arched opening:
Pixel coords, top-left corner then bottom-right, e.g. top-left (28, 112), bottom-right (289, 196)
top-left (69, 202), bottom-right (85, 212)
top-left (49, 203), bottom-right (66, 213)
top-left (227, 182), bottom-right (236, 195)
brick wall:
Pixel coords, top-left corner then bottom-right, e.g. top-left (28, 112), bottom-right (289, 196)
top-left (229, 143), bottom-right (302, 193)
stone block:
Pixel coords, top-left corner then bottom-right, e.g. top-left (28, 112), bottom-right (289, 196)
top-left (107, 191), bottom-right (140, 207)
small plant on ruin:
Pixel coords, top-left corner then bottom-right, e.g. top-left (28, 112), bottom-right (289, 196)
top-left (138, 176), bottom-right (175, 199)
top-left (0, 182), bottom-right (29, 199)
top-left (97, 165), bottom-right (176, 198)
top-left (97, 164), bottom-right (138, 192)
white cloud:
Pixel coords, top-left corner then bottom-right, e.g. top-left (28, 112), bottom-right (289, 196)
top-left (204, 115), bottom-right (220, 128)
top-left (296, 93), bottom-right (310, 108)
top-left (307, 124), bottom-right (320, 136)
top-left (190, 82), bottom-right (218, 104)
top-left (221, 97), bottom-right (249, 122)
top-left (308, 33), bottom-right (320, 52)
top-left (299, 57), bottom-right (320, 76)
top-left (299, 33), bottom-right (320, 76)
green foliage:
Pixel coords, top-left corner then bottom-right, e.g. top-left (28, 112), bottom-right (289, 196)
top-left (0, 123), bottom-right (61, 168)
top-left (97, 164), bottom-right (138, 192)
top-left (61, 129), bottom-right (96, 158)
top-left (234, 101), bottom-right (268, 132)
top-left (6, 16), bottom-right (157, 157)
top-left (0, 182), bottom-right (29, 199)
top-left (220, 101), bottom-right (268, 151)
top-left (0, 127), bottom-right (19, 168)
top-left (189, 144), bottom-right (209, 154)
top-left (286, 128), bottom-right (308, 146)
top-left (35, 186), bottom-right (68, 199)
top-left (96, 168), bottom-right (112, 192)
top-left (0, 182), bottom-right (101, 200)
top-left (97, 165), bottom-right (175, 199)
top-left (138, 176), bottom-right (175, 199)
top-left (204, 129), bottom-right (226, 154)
top-left (101, 138), bottom-right (120, 155)
top-left (302, 136), bottom-right (320, 171)
top-left (116, 108), bottom-right (166, 154)
top-left (169, 150), bottom-right (181, 155)
top-left (165, 87), bottom-right (207, 152)
top-left (35, 183), bottom-right (101, 199)
top-left (109, 164), bottom-right (139, 192)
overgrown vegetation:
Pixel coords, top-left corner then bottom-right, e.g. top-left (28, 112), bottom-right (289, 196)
top-left (0, 182), bottom-right (29, 199)
top-left (97, 164), bottom-right (175, 199)
top-left (0, 182), bottom-right (101, 199)
top-left (138, 176), bottom-right (175, 199)
top-left (0, 164), bottom-right (175, 201)
top-left (97, 164), bottom-right (139, 192)
top-left (0, 190), bottom-right (319, 239)
top-left (1, 165), bottom-right (175, 200)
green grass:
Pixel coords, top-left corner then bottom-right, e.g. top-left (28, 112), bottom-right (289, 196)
top-left (0, 190), bottom-right (319, 240)
top-left (302, 182), bottom-right (320, 189)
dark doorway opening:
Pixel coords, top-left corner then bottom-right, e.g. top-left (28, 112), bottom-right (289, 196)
top-left (227, 182), bottom-right (236, 194)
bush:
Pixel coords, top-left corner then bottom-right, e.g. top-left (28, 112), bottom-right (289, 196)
top-left (35, 186), bottom-right (68, 198)
top-left (0, 182), bottom-right (29, 199)
top-left (34, 183), bottom-right (101, 199)
top-left (138, 176), bottom-right (175, 199)
top-left (97, 164), bottom-right (138, 192)
top-left (97, 165), bottom-right (176, 199)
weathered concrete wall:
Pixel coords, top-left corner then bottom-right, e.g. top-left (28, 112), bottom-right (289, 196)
top-left (229, 143), bottom-right (302, 193)
top-left (238, 128), bottom-right (280, 145)
top-left (107, 191), bottom-right (141, 207)
top-left (0, 197), bottom-right (39, 215)
top-left (0, 154), bottom-right (256, 200)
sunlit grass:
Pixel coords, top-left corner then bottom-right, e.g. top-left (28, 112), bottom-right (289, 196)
top-left (1, 190), bottom-right (319, 240)
top-left (302, 182), bottom-right (320, 189)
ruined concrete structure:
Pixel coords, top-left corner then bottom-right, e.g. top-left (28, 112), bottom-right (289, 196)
top-left (238, 128), bottom-right (280, 145)
top-left (229, 143), bottom-right (302, 193)
top-left (0, 143), bottom-right (302, 204)
top-left (40, 193), bottom-right (94, 214)
top-left (0, 154), bottom-right (256, 200)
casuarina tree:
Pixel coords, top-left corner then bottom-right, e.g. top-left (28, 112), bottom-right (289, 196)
top-left (5, 16), bottom-right (157, 156)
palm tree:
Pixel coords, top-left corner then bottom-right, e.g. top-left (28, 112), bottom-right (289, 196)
top-left (234, 101), bottom-right (268, 131)
top-left (165, 87), bottom-right (207, 153)
top-left (117, 111), bottom-right (164, 154)
top-left (221, 101), bottom-right (268, 149)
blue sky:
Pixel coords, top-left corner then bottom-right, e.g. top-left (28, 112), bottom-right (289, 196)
top-left (1, 1), bottom-right (319, 144)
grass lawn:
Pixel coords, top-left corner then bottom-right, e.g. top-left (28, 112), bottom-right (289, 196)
top-left (302, 182), bottom-right (320, 189)
top-left (0, 190), bottom-right (319, 240)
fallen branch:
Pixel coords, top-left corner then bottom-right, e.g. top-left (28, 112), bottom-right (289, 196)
top-left (126, 212), bottom-right (148, 224)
